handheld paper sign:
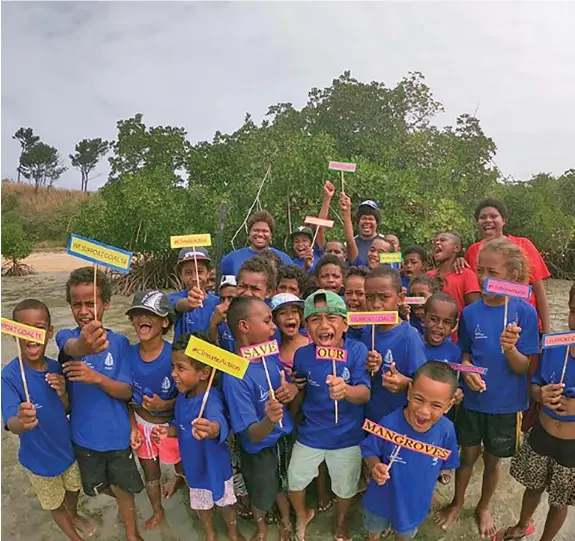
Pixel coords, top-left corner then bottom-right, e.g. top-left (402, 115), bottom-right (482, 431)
top-left (316, 347), bottom-right (348, 362)
top-left (185, 336), bottom-right (248, 379)
top-left (379, 253), bottom-right (402, 264)
top-left (347, 312), bottom-right (399, 326)
top-left (328, 161), bottom-right (356, 173)
top-left (304, 216), bottom-right (335, 228)
top-left (483, 278), bottom-right (532, 300)
top-left (541, 331), bottom-right (575, 349)
top-left (170, 234), bottom-right (212, 249)
top-left (240, 340), bottom-right (280, 360)
top-left (1, 318), bottom-right (46, 344)
top-left (67, 234), bottom-right (133, 274)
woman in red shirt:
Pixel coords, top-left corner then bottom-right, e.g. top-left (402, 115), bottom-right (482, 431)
top-left (464, 198), bottom-right (551, 334)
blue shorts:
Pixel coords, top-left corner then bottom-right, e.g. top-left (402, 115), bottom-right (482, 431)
top-left (362, 508), bottom-right (418, 539)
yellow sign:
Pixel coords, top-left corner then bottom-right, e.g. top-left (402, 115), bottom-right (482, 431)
top-left (1, 318), bottom-right (46, 344)
top-left (185, 336), bottom-right (248, 379)
top-left (170, 234), bottom-right (212, 249)
top-left (379, 252), bottom-right (402, 264)
top-left (240, 340), bottom-right (279, 360)
top-left (67, 234), bottom-right (132, 273)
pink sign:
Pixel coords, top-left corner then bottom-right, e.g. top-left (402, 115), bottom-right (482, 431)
top-left (447, 362), bottom-right (488, 375)
top-left (483, 278), bottom-right (532, 300)
top-left (404, 297), bottom-right (426, 305)
top-left (328, 161), bottom-right (356, 173)
top-left (542, 331), bottom-right (575, 349)
top-left (316, 347), bottom-right (348, 362)
top-left (304, 216), bottom-right (335, 228)
top-left (347, 312), bottom-right (399, 326)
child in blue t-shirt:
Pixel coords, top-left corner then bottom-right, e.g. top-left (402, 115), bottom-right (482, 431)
top-left (501, 282), bottom-right (575, 541)
top-left (222, 296), bottom-right (297, 541)
top-left (344, 266), bottom-right (368, 341)
top-left (126, 290), bottom-right (184, 530)
top-left (169, 247), bottom-right (220, 341)
top-left (362, 267), bottom-right (427, 422)
top-left (276, 265), bottom-right (306, 298)
top-left (152, 333), bottom-right (243, 541)
top-left (288, 290), bottom-right (371, 541)
top-left (315, 254), bottom-right (346, 295)
top-left (435, 239), bottom-right (540, 539)
top-left (208, 275), bottom-right (238, 352)
top-left (56, 267), bottom-right (144, 541)
top-left (404, 275), bottom-right (441, 336)
top-left (361, 361), bottom-right (460, 540)
top-left (291, 181), bottom-right (334, 272)
top-left (401, 245), bottom-right (427, 290)
top-left (1, 299), bottom-right (94, 541)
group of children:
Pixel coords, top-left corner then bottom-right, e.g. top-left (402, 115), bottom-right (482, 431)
top-left (2, 187), bottom-right (574, 541)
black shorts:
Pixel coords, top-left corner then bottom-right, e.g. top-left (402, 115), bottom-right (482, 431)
top-left (239, 437), bottom-right (292, 512)
top-left (74, 444), bottom-right (144, 496)
top-left (528, 421), bottom-right (575, 468)
top-left (455, 408), bottom-right (520, 458)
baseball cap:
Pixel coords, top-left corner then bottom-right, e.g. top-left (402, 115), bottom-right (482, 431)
top-left (126, 290), bottom-right (175, 321)
top-left (359, 200), bottom-right (379, 210)
top-left (291, 226), bottom-right (313, 241)
top-left (270, 293), bottom-right (305, 313)
top-left (304, 289), bottom-right (347, 320)
top-left (219, 275), bottom-right (237, 289)
top-left (177, 247), bottom-right (211, 264)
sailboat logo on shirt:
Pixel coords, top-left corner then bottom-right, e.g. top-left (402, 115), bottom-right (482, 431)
top-left (161, 377), bottom-right (171, 391)
top-left (104, 353), bottom-right (114, 370)
top-left (342, 367), bottom-right (351, 382)
top-left (258, 385), bottom-right (269, 402)
top-left (307, 371), bottom-right (320, 387)
top-left (474, 325), bottom-right (487, 340)
top-left (383, 350), bottom-right (394, 367)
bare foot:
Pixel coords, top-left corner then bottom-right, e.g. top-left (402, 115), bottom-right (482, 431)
top-left (162, 475), bottom-right (184, 499)
top-left (433, 501), bottom-right (462, 531)
top-left (228, 531), bottom-right (246, 541)
top-left (143, 509), bottom-right (164, 530)
top-left (73, 515), bottom-right (96, 538)
top-left (205, 531), bottom-right (218, 541)
top-left (127, 535), bottom-right (144, 541)
top-left (249, 532), bottom-right (266, 541)
top-left (475, 506), bottom-right (498, 539)
top-left (296, 508), bottom-right (315, 541)
top-left (334, 521), bottom-right (351, 541)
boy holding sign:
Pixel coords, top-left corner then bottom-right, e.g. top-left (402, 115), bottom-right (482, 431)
top-left (170, 247), bottom-right (220, 342)
top-left (361, 361), bottom-right (460, 540)
top-left (436, 239), bottom-right (539, 538)
top-left (56, 267), bottom-right (144, 541)
top-left (222, 297), bottom-right (297, 541)
top-left (289, 290), bottom-right (370, 541)
top-left (2, 300), bottom-right (94, 541)
top-left (151, 333), bottom-right (244, 541)
top-left (361, 267), bottom-right (427, 423)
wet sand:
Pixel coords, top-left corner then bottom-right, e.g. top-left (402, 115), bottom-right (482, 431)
top-left (1, 270), bottom-right (573, 541)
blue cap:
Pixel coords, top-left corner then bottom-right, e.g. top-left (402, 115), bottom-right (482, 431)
top-left (270, 293), bottom-right (304, 313)
top-left (359, 200), bottom-right (379, 210)
top-left (177, 247), bottom-right (210, 263)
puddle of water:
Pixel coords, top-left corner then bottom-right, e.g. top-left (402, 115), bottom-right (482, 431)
top-left (1, 274), bottom-right (573, 540)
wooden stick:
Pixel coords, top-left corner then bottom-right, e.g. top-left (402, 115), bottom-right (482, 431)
top-left (386, 444), bottom-right (401, 471)
top-left (311, 226), bottom-right (320, 247)
top-left (193, 252), bottom-right (204, 308)
top-left (196, 368), bottom-right (217, 420)
top-left (340, 170), bottom-right (345, 193)
top-left (15, 339), bottom-right (31, 403)
top-left (332, 358), bottom-right (338, 424)
top-left (502, 296), bottom-right (509, 353)
top-left (370, 325), bottom-right (376, 376)
top-left (262, 357), bottom-right (283, 428)
top-left (559, 345), bottom-right (571, 384)
top-left (93, 264), bottom-right (98, 322)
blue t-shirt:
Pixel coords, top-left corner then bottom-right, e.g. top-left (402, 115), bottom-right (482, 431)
top-left (533, 346), bottom-right (575, 422)
top-left (56, 328), bottom-right (132, 451)
top-left (410, 315), bottom-right (425, 337)
top-left (293, 339), bottom-right (370, 450)
top-left (347, 326), bottom-right (365, 342)
top-left (354, 234), bottom-right (385, 267)
top-left (1, 357), bottom-right (75, 477)
top-left (218, 322), bottom-right (236, 353)
top-left (221, 247), bottom-right (293, 277)
top-left (361, 408), bottom-right (459, 532)
top-left (222, 355), bottom-right (293, 454)
top-left (401, 275), bottom-right (410, 290)
top-left (424, 340), bottom-right (462, 365)
top-left (169, 290), bottom-right (220, 342)
top-left (292, 245), bottom-right (324, 273)
top-left (129, 340), bottom-right (177, 419)
top-left (175, 388), bottom-right (232, 500)
top-left (361, 321), bottom-right (427, 422)
top-left (458, 298), bottom-right (539, 414)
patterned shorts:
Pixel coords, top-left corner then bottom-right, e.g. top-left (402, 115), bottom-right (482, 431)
top-left (510, 431), bottom-right (575, 507)
top-left (189, 477), bottom-right (237, 511)
top-left (229, 432), bottom-right (248, 498)
top-left (26, 462), bottom-right (82, 511)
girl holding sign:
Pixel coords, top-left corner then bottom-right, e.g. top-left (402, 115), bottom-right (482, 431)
top-left (498, 283), bottom-right (575, 541)
top-left (436, 239), bottom-right (540, 539)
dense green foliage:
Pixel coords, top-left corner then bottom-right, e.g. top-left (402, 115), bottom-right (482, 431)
top-left (1, 211), bottom-right (35, 276)
top-left (62, 72), bottom-right (575, 282)
top-left (70, 138), bottom-right (110, 192)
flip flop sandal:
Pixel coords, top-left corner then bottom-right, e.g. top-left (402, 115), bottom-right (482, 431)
top-left (438, 473), bottom-right (451, 485)
top-left (492, 522), bottom-right (536, 541)
top-left (237, 506), bottom-right (253, 520)
top-left (317, 499), bottom-right (334, 512)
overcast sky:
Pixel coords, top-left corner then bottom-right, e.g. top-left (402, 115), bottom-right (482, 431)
top-left (2, 1), bottom-right (574, 190)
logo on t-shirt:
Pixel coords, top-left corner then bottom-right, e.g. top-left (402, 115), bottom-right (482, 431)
top-left (474, 325), bottom-right (487, 340)
top-left (306, 371), bottom-right (320, 387)
top-left (258, 384), bottom-right (269, 402)
top-left (161, 377), bottom-right (171, 391)
top-left (104, 353), bottom-right (114, 370)
top-left (383, 350), bottom-right (394, 367)
top-left (342, 367), bottom-right (351, 382)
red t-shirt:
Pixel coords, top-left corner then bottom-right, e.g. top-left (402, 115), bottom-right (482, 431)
top-left (464, 235), bottom-right (550, 318)
top-left (427, 268), bottom-right (480, 315)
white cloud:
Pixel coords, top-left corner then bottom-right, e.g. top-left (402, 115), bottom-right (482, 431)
top-left (2, 1), bottom-right (574, 189)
